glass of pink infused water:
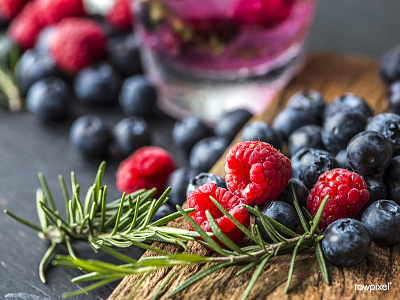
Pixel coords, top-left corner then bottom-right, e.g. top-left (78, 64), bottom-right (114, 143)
top-left (133, 0), bottom-right (316, 123)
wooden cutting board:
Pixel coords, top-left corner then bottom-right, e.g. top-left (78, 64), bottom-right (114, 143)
top-left (108, 52), bottom-right (400, 300)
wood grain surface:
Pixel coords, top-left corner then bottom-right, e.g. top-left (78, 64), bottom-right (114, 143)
top-left (108, 52), bottom-right (399, 300)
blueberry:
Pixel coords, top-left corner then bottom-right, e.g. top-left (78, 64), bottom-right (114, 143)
top-left (365, 112), bottom-right (400, 155)
top-left (109, 117), bottom-right (151, 159)
top-left (273, 107), bottom-right (317, 141)
top-left (322, 218), bottom-right (371, 267)
top-left (165, 167), bottom-right (198, 208)
top-left (73, 61), bottom-right (121, 106)
top-left (388, 80), bottom-right (400, 114)
top-left (69, 115), bottom-right (111, 158)
top-left (151, 203), bottom-right (175, 222)
top-left (322, 93), bottom-right (373, 121)
top-left (361, 200), bottom-right (400, 246)
top-left (34, 26), bottom-right (56, 55)
top-left (287, 125), bottom-right (324, 156)
top-left (360, 175), bottom-right (388, 212)
top-left (26, 77), bottom-right (72, 122)
top-left (379, 44), bottom-right (400, 84)
top-left (286, 90), bottom-right (326, 123)
top-left (107, 34), bottom-right (143, 77)
top-left (189, 136), bottom-right (229, 172)
top-left (15, 49), bottom-right (62, 95)
top-left (172, 116), bottom-right (211, 156)
top-left (186, 172), bottom-right (227, 198)
top-left (119, 75), bottom-right (158, 117)
top-left (296, 148), bottom-right (339, 189)
top-left (255, 201), bottom-right (300, 243)
top-left (335, 149), bottom-right (351, 170)
top-left (275, 178), bottom-right (309, 208)
top-left (214, 109), bottom-right (253, 142)
top-left (241, 121), bottom-right (282, 150)
top-left (290, 148), bottom-right (309, 179)
top-left (382, 155), bottom-right (400, 204)
top-left (321, 111), bottom-right (367, 154)
top-left (346, 131), bottom-right (393, 176)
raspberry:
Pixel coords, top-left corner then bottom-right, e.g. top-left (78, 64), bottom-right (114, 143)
top-left (0, 0), bottom-right (30, 22)
top-left (49, 18), bottom-right (107, 74)
top-left (36, 0), bottom-right (86, 27)
top-left (232, 0), bottom-right (296, 28)
top-left (225, 141), bottom-right (292, 206)
top-left (187, 182), bottom-right (250, 248)
top-left (116, 146), bottom-right (176, 198)
top-left (307, 168), bottom-right (370, 230)
top-left (106, 0), bottom-right (134, 32)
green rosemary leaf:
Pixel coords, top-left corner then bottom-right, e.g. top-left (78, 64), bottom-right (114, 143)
top-left (166, 253), bottom-right (212, 263)
top-left (148, 225), bottom-right (196, 236)
top-left (39, 242), bottom-right (57, 283)
top-left (206, 210), bottom-right (248, 255)
top-left (78, 215), bottom-right (90, 235)
top-left (241, 253), bottom-right (273, 300)
top-left (125, 195), bottom-right (141, 234)
top-left (301, 207), bottom-right (322, 234)
top-left (99, 186), bottom-right (107, 233)
top-left (36, 189), bottom-right (48, 230)
top-left (240, 245), bottom-right (263, 253)
top-left (138, 198), bottom-right (157, 230)
top-left (67, 200), bottom-right (75, 226)
top-left (111, 193), bottom-right (127, 235)
top-left (209, 196), bottom-right (253, 240)
top-left (154, 231), bottom-right (178, 244)
top-left (245, 205), bottom-right (280, 243)
top-left (71, 272), bottom-right (118, 283)
top-left (106, 188), bottom-right (152, 210)
top-left (93, 161), bottom-right (106, 203)
top-left (315, 241), bottom-right (330, 285)
top-left (167, 261), bottom-right (235, 298)
top-left (38, 172), bottom-right (56, 211)
top-left (124, 240), bottom-right (170, 256)
top-left (254, 224), bottom-right (267, 251)
top-left (285, 233), bottom-right (307, 293)
top-left (99, 244), bottom-right (138, 264)
top-left (58, 175), bottom-right (70, 223)
top-left (236, 254), bottom-right (268, 276)
top-left (291, 182), bottom-right (310, 233)
top-left (83, 185), bottom-right (95, 216)
top-left (62, 277), bottom-right (120, 298)
top-left (88, 201), bottom-right (97, 237)
top-left (265, 214), bottom-right (299, 238)
top-left (89, 237), bottom-right (103, 250)
top-left (151, 265), bottom-right (185, 300)
top-left (176, 205), bottom-right (231, 257)
top-left (310, 195), bottom-right (329, 235)
top-left (103, 237), bottom-right (132, 248)
top-left (73, 192), bottom-right (84, 223)
top-left (65, 239), bottom-right (77, 260)
top-left (127, 272), bottom-right (151, 300)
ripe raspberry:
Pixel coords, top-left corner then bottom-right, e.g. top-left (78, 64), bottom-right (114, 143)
top-left (49, 18), bottom-right (107, 74)
top-left (232, 0), bottom-right (296, 28)
top-left (36, 0), bottom-right (86, 27)
top-left (106, 0), bottom-right (134, 32)
top-left (0, 0), bottom-right (30, 22)
top-left (225, 141), bottom-right (292, 206)
top-left (7, 1), bottom-right (42, 49)
top-left (307, 168), bottom-right (370, 230)
top-left (187, 182), bottom-right (250, 248)
top-left (116, 146), bottom-right (176, 197)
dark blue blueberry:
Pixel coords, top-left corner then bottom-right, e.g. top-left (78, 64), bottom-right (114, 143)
top-left (151, 203), bottom-right (175, 222)
top-left (379, 44), bottom-right (400, 84)
top-left (73, 61), bottom-right (121, 106)
top-left (290, 148), bottom-right (309, 179)
top-left (360, 175), bottom-right (388, 212)
top-left (214, 109), bottom-right (253, 142)
top-left (272, 107), bottom-right (317, 141)
top-left (189, 136), bottom-right (229, 172)
top-left (107, 34), bottom-right (143, 77)
top-left (322, 218), bottom-right (371, 267)
top-left (335, 149), bottom-right (351, 170)
top-left (89, 13), bottom-right (119, 37)
top-left (26, 77), bottom-right (72, 122)
top-left (275, 178), bottom-right (309, 208)
top-left (383, 155), bottom-right (400, 204)
top-left (109, 116), bottom-right (151, 159)
top-left (15, 49), bottom-right (62, 95)
top-left (172, 116), bottom-right (211, 156)
top-left (286, 90), bottom-right (326, 123)
top-left (287, 125), bottom-right (324, 156)
top-left (322, 93), bottom-right (373, 121)
top-left (361, 200), bottom-right (400, 246)
top-left (241, 121), bottom-right (282, 149)
top-left (186, 172), bottom-right (227, 198)
top-left (255, 201), bottom-right (300, 243)
top-left (388, 80), bottom-right (400, 114)
top-left (347, 131), bottom-right (393, 176)
top-left (34, 26), bottom-right (56, 55)
top-left (365, 113), bottom-right (400, 155)
top-left (321, 111), bottom-right (367, 154)
top-left (119, 75), bottom-right (158, 118)
top-left (69, 115), bottom-right (111, 158)
top-left (165, 167), bottom-right (198, 208)
top-left (296, 148), bottom-right (339, 189)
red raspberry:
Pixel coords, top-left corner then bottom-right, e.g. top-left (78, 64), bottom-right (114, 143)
top-left (307, 168), bottom-right (370, 230)
top-left (232, 0), bottom-right (296, 28)
top-left (116, 146), bottom-right (176, 198)
top-left (7, 1), bottom-right (42, 49)
top-left (225, 141), bottom-right (292, 206)
top-left (36, 0), bottom-right (86, 27)
top-left (187, 182), bottom-right (250, 248)
top-left (0, 0), bottom-right (30, 22)
top-left (49, 18), bottom-right (107, 74)
top-left (106, 0), bottom-right (134, 32)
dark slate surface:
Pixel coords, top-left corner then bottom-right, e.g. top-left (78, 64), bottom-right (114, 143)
top-left (1, 0), bottom-right (400, 299)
